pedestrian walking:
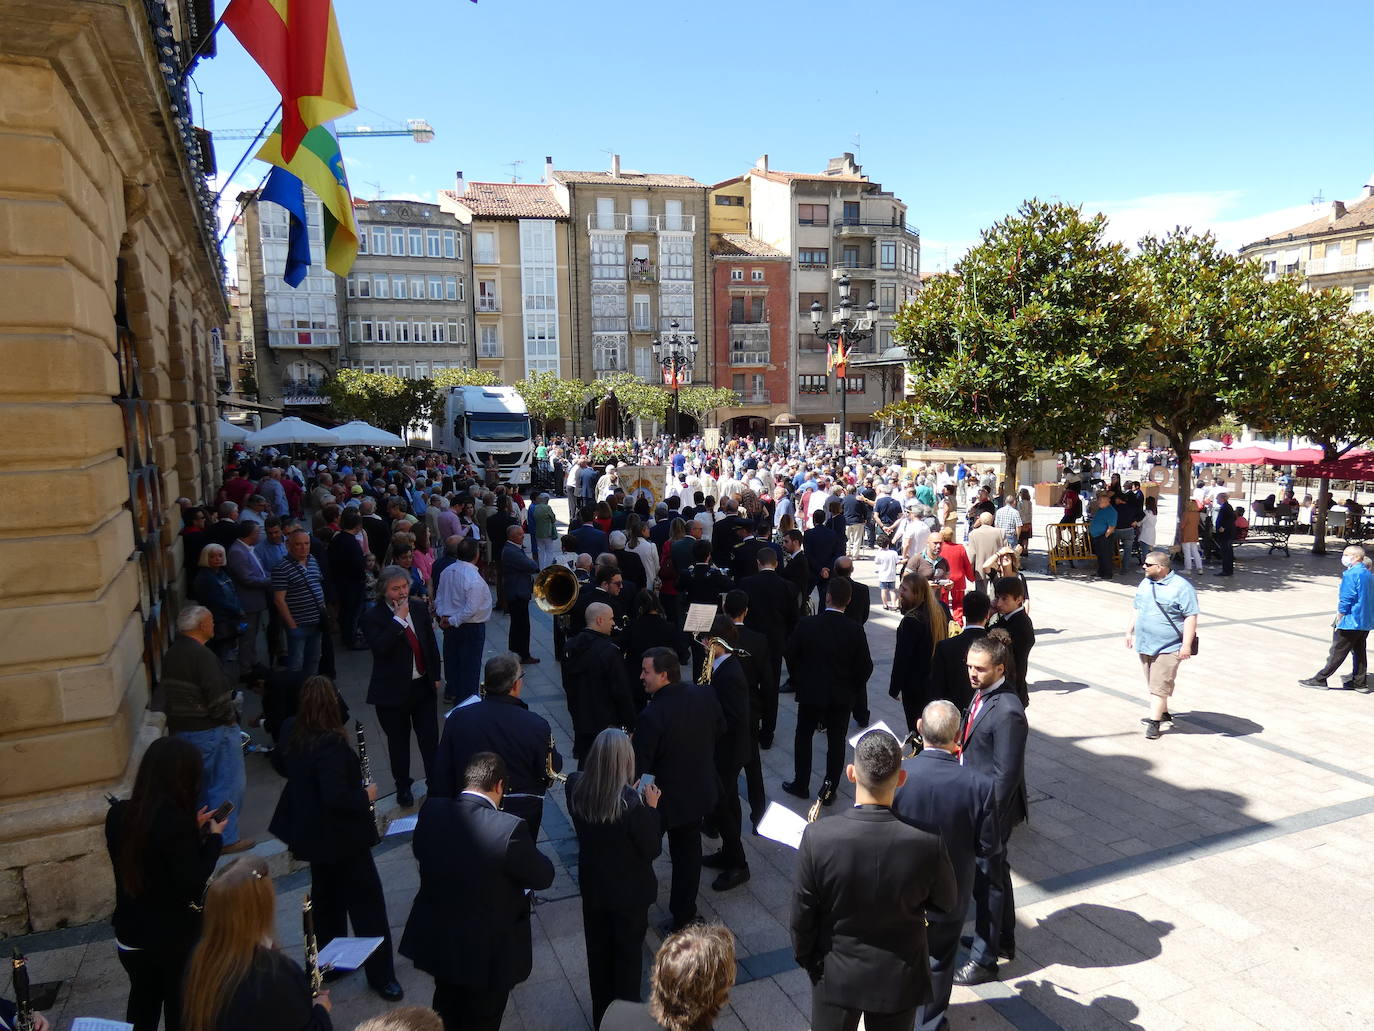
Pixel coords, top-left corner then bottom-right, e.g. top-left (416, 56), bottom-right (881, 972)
top-left (1299, 545), bottom-right (1374, 692)
top-left (1126, 551), bottom-right (1199, 740)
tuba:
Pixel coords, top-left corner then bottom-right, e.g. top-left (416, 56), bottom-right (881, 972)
top-left (533, 564), bottom-right (580, 616)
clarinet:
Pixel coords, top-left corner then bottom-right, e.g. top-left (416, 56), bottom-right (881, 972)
top-left (355, 720), bottom-right (376, 819)
top-left (302, 895), bottom-right (322, 998)
top-left (11, 948), bottom-right (35, 1031)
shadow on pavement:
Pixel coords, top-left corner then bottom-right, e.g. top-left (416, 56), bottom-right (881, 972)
top-left (1168, 710), bottom-right (1265, 737)
top-left (1007, 980), bottom-right (1147, 1031)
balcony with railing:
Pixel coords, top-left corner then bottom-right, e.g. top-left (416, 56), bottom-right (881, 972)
top-left (592, 316), bottom-right (628, 333)
top-left (1305, 254), bottom-right (1374, 276)
top-left (586, 213), bottom-right (697, 233)
top-left (833, 218), bottom-right (919, 241)
top-left (629, 261), bottom-right (657, 283)
top-left (659, 316), bottom-right (695, 333)
top-left (267, 329), bottom-right (340, 350)
top-left (729, 349), bottom-right (770, 366)
top-left (477, 341), bottom-right (503, 358)
top-left (282, 376), bottom-right (328, 404)
top-left (735, 389), bottom-right (771, 404)
top-left (473, 250), bottom-right (499, 266)
top-left (477, 296), bottom-right (501, 313)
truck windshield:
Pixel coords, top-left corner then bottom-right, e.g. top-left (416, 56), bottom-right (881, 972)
top-left (466, 414), bottom-right (530, 443)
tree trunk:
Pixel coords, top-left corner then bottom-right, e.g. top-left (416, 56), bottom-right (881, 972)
top-left (1166, 430), bottom-right (1192, 549)
top-left (1311, 442), bottom-right (1336, 556)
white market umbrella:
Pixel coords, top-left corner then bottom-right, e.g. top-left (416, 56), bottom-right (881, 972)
top-left (1189, 438), bottom-right (1223, 451)
top-left (216, 419), bottom-right (250, 444)
top-left (245, 417), bottom-right (340, 447)
top-left (330, 420), bottom-right (406, 447)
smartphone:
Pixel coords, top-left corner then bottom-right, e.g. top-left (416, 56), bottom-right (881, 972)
top-left (638, 774), bottom-right (656, 796)
top-left (210, 800), bottom-right (235, 823)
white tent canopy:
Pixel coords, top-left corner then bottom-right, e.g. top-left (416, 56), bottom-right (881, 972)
top-left (330, 420), bottom-right (405, 447)
top-left (245, 417), bottom-right (340, 447)
top-left (216, 419), bottom-right (250, 443)
top-left (1189, 438), bottom-right (1223, 451)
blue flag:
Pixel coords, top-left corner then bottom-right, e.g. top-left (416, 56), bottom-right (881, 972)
top-left (259, 165), bottom-right (311, 287)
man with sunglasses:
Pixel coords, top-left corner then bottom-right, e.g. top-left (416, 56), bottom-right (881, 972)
top-left (1125, 551), bottom-right (1199, 740)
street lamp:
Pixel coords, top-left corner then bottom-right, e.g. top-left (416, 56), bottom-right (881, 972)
top-left (810, 274), bottom-right (878, 445)
top-left (652, 319), bottom-right (699, 439)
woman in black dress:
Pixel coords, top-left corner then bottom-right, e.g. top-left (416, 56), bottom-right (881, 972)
top-left (181, 856), bottom-right (331, 1031)
top-left (888, 572), bottom-right (950, 732)
top-left (565, 728), bottom-right (662, 1027)
top-left (105, 736), bottom-right (225, 1031)
top-left (268, 676), bottom-right (402, 1002)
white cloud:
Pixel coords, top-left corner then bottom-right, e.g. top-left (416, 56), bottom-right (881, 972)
top-left (1083, 190), bottom-right (1328, 254)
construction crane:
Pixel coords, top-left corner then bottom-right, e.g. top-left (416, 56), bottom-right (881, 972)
top-left (215, 118), bottom-right (435, 143)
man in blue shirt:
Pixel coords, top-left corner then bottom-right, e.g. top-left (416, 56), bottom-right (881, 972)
top-left (1088, 494), bottom-right (1118, 580)
top-left (1300, 545), bottom-right (1374, 693)
top-left (1125, 551), bottom-right (1199, 740)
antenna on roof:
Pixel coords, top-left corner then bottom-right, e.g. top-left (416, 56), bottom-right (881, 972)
top-left (364, 179), bottom-right (383, 199)
top-left (1311, 190), bottom-right (1325, 207)
top-left (851, 133), bottom-right (861, 163)
top-left (505, 159), bottom-right (525, 183)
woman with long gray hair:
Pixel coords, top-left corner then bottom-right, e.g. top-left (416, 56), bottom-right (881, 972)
top-left (565, 728), bottom-right (662, 1026)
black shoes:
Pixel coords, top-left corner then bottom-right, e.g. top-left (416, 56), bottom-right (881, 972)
top-left (397, 787), bottom-right (415, 807)
top-left (1144, 720), bottom-right (1161, 740)
top-left (711, 867), bottom-right (751, 892)
top-left (960, 935), bottom-right (1014, 961)
top-left (702, 849), bottom-right (727, 870)
top-left (818, 780), bottom-right (837, 806)
top-left (781, 780), bottom-right (810, 800)
top-left (853, 712), bottom-right (871, 728)
top-left (1139, 712), bottom-right (1173, 725)
top-left (759, 733), bottom-right (774, 750)
top-left (1298, 677), bottom-right (1328, 689)
top-left (372, 980), bottom-right (404, 1002)
top-left (953, 959), bottom-right (999, 986)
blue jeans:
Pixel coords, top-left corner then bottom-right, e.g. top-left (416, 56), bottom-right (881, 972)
top-left (1116, 527), bottom-right (1137, 566)
top-left (285, 623), bottom-right (323, 676)
top-left (177, 725), bottom-right (245, 845)
top-left (443, 621), bottom-right (485, 701)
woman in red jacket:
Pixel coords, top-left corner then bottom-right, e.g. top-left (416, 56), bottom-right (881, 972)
top-left (937, 528), bottom-right (976, 623)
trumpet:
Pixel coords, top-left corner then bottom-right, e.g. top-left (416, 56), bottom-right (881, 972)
top-left (544, 733), bottom-right (567, 786)
top-left (11, 948), bottom-right (34, 1031)
top-left (303, 895), bottom-right (323, 998)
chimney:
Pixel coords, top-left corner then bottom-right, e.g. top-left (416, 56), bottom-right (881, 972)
top-left (544, 155), bottom-right (554, 184)
top-left (1331, 199), bottom-right (1347, 223)
top-left (754, 154), bottom-right (769, 173)
top-left (610, 153), bottom-right (621, 178)
top-left (454, 170), bottom-right (465, 195)
top-left (1364, 178), bottom-right (1374, 199)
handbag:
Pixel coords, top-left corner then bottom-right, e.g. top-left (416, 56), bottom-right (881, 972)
top-left (1150, 582), bottom-right (1199, 655)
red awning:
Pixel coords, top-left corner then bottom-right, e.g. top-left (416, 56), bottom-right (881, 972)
top-left (1294, 450), bottom-right (1374, 479)
top-left (1195, 445), bottom-right (1328, 466)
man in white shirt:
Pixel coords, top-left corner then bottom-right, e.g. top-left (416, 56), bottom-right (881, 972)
top-left (435, 537), bottom-right (493, 703)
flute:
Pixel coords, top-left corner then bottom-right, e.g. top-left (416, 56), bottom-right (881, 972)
top-left (302, 895), bottom-right (322, 998)
top-left (355, 720), bottom-right (376, 819)
top-left (11, 948), bottom-right (35, 1031)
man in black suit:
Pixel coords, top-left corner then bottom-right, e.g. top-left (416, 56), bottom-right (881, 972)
top-left (429, 653), bottom-right (562, 838)
top-left (501, 525), bottom-right (540, 663)
top-left (723, 590), bottom-right (775, 827)
top-left (803, 510), bottom-right (843, 610)
top-left (792, 730), bottom-right (958, 1031)
top-left (955, 634), bottom-right (1029, 986)
top-left (359, 497), bottom-right (390, 560)
top-left (360, 567), bottom-right (443, 808)
top-left (634, 647), bottom-right (725, 933)
top-left (327, 509), bottom-right (367, 649)
top-left (989, 577), bottom-right (1034, 707)
top-left (699, 617), bottom-right (752, 893)
top-left (567, 564), bottom-right (625, 636)
top-left (564, 602), bottom-right (637, 763)
top-left (738, 548), bottom-right (797, 746)
top-left (729, 519), bottom-right (778, 581)
top-left (893, 701), bottom-right (1002, 1031)
top-left (399, 752), bottom-right (555, 1031)
top-left (1213, 491), bottom-right (1236, 576)
top-left (928, 590), bottom-right (990, 712)
top-left (782, 576), bottom-right (873, 805)
top-left (832, 556), bottom-right (873, 725)
top-left (779, 529), bottom-right (812, 616)
top-left (678, 539), bottom-right (734, 609)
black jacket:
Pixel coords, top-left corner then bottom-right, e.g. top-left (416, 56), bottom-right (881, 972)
top-left (399, 794), bottom-right (554, 989)
top-left (784, 609), bottom-right (873, 710)
top-left (708, 655), bottom-right (751, 771)
top-left (269, 732), bottom-right (377, 862)
top-left (619, 613), bottom-right (691, 698)
top-left (961, 682), bottom-right (1029, 830)
top-left (563, 630), bottom-right (637, 735)
top-left (612, 548), bottom-right (647, 597)
top-left (633, 681), bottom-right (725, 828)
top-left (360, 599), bottom-right (443, 707)
top-left (989, 608), bottom-right (1034, 707)
top-left (893, 749), bottom-right (1002, 924)
top-left (565, 774), bottom-right (661, 910)
top-left (928, 625), bottom-right (986, 711)
top-left (733, 623), bottom-right (776, 717)
top-left (678, 562), bottom-right (733, 608)
top-left (779, 550), bottom-right (811, 610)
top-left (802, 526), bottom-right (842, 583)
top-left (888, 610), bottom-right (936, 709)
top-left (361, 513), bottom-right (390, 563)
top-left (836, 575), bottom-right (871, 625)
top-left (325, 529), bottom-right (365, 597)
top-left (429, 693), bottom-right (561, 829)
top-left (791, 805), bottom-right (957, 1012)
top-left (730, 537), bottom-right (778, 580)
top-left (104, 800), bottom-right (220, 954)
top-left (739, 569), bottom-right (799, 653)
top-left (214, 946), bottom-right (331, 1031)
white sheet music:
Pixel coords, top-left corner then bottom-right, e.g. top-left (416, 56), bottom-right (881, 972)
top-left (444, 694), bottom-right (482, 719)
top-left (384, 814), bottom-right (418, 836)
top-left (72, 1021), bottom-right (135, 1031)
top-left (316, 936), bottom-right (384, 971)
top-left (848, 719), bottom-right (899, 749)
top-left (683, 603), bottom-right (718, 633)
top-left (755, 802), bottom-right (808, 850)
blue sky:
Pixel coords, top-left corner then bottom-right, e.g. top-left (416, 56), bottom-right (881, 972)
top-left (199, 0), bottom-right (1372, 271)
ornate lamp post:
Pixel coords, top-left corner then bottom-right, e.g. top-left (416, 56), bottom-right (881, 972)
top-left (810, 274), bottom-right (878, 444)
top-left (652, 319), bottom-right (699, 439)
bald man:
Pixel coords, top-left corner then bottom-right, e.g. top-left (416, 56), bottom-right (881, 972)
top-left (563, 601), bottom-right (636, 765)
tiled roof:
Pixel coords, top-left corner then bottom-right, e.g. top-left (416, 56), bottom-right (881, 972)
top-left (440, 183), bottom-right (567, 219)
top-left (551, 169), bottom-right (705, 188)
top-left (710, 234), bottom-right (787, 259)
top-left (1248, 194), bottom-right (1374, 246)
top-left (751, 169), bottom-right (870, 185)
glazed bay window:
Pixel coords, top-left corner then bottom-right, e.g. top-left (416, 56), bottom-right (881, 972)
top-left (591, 233), bottom-right (626, 280)
top-left (880, 241), bottom-right (897, 270)
top-left (799, 248), bottom-right (829, 268)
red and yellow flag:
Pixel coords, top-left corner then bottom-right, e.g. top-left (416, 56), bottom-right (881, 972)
top-left (828, 335), bottom-right (850, 378)
top-left (224, 0), bottom-right (357, 161)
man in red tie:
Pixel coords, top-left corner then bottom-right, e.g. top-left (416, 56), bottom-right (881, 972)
top-left (953, 632), bottom-right (1028, 987)
top-left (361, 566), bottom-right (444, 807)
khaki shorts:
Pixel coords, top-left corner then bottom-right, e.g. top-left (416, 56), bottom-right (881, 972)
top-left (1140, 651), bottom-right (1182, 698)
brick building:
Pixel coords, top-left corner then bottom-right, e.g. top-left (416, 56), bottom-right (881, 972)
top-left (708, 233), bottom-right (791, 436)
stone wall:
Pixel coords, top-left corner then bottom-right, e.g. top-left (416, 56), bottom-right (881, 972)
top-left (0, 1), bottom-right (227, 933)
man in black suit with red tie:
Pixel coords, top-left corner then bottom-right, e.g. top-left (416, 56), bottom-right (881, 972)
top-left (893, 700), bottom-right (1002, 1031)
top-left (361, 566), bottom-right (443, 808)
top-left (400, 752), bottom-right (555, 1031)
top-left (782, 576), bottom-right (873, 806)
top-left (792, 730), bottom-right (957, 1031)
top-left (954, 633), bottom-right (1028, 986)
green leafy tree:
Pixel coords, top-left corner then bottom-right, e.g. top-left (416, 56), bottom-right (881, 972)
top-left (591, 373), bottom-right (670, 431)
top-left (324, 369), bottom-right (434, 432)
top-left (674, 385), bottom-right (741, 428)
top-left (515, 370), bottom-right (595, 434)
top-left (875, 199), bottom-right (1144, 488)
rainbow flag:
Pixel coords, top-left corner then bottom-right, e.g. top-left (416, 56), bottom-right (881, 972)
top-left (256, 122), bottom-right (358, 276)
top-left (224, 0), bottom-right (357, 162)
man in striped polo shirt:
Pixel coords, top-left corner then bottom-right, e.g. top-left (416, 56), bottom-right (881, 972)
top-left (271, 528), bottom-right (327, 677)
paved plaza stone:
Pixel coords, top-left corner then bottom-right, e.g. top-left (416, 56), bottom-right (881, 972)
top-left (12, 496), bottom-right (1374, 1030)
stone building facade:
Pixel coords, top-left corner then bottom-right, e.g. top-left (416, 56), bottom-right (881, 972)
top-left (0, 0), bottom-right (229, 931)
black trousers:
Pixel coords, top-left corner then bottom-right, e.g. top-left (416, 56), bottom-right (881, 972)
top-left (760, 644), bottom-right (783, 741)
top-left (118, 942), bottom-right (190, 1031)
top-left (917, 919), bottom-right (962, 1031)
top-left (792, 701), bottom-right (850, 791)
top-left (310, 849), bottom-right (396, 986)
top-left (375, 676), bottom-right (439, 792)
top-left (507, 596), bottom-right (532, 658)
top-left (583, 901), bottom-right (649, 1028)
top-left (712, 761), bottom-right (748, 869)
top-left (337, 585), bottom-right (364, 647)
top-left (971, 826), bottom-right (1017, 967)
top-left (665, 819), bottom-right (703, 926)
top-left (432, 979), bottom-right (509, 1031)
top-left (743, 710), bottom-right (767, 827)
top-left (812, 993), bottom-right (917, 1031)
top-left (1317, 628), bottom-right (1369, 683)
top-left (1216, 532), bottom-right (1235, 574)
top-left (1091, 534), bottom-right (1115, 578)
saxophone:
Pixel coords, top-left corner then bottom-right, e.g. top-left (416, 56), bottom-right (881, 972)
top-left (11, 949), bottom-right (35, 1031)
top-left (544, 733), bottom-right (567, 786)
top-left (302, 894), bottom-right (323, 998)
top-left (697, 636), bottom-right (752, 684)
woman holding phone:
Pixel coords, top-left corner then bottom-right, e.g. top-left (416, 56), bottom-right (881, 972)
top-left (565, 728), bottom-right (662, 1027)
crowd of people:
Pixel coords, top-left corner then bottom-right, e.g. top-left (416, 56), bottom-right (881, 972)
top-left (19, 428), bottom-right (1338, 1031)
